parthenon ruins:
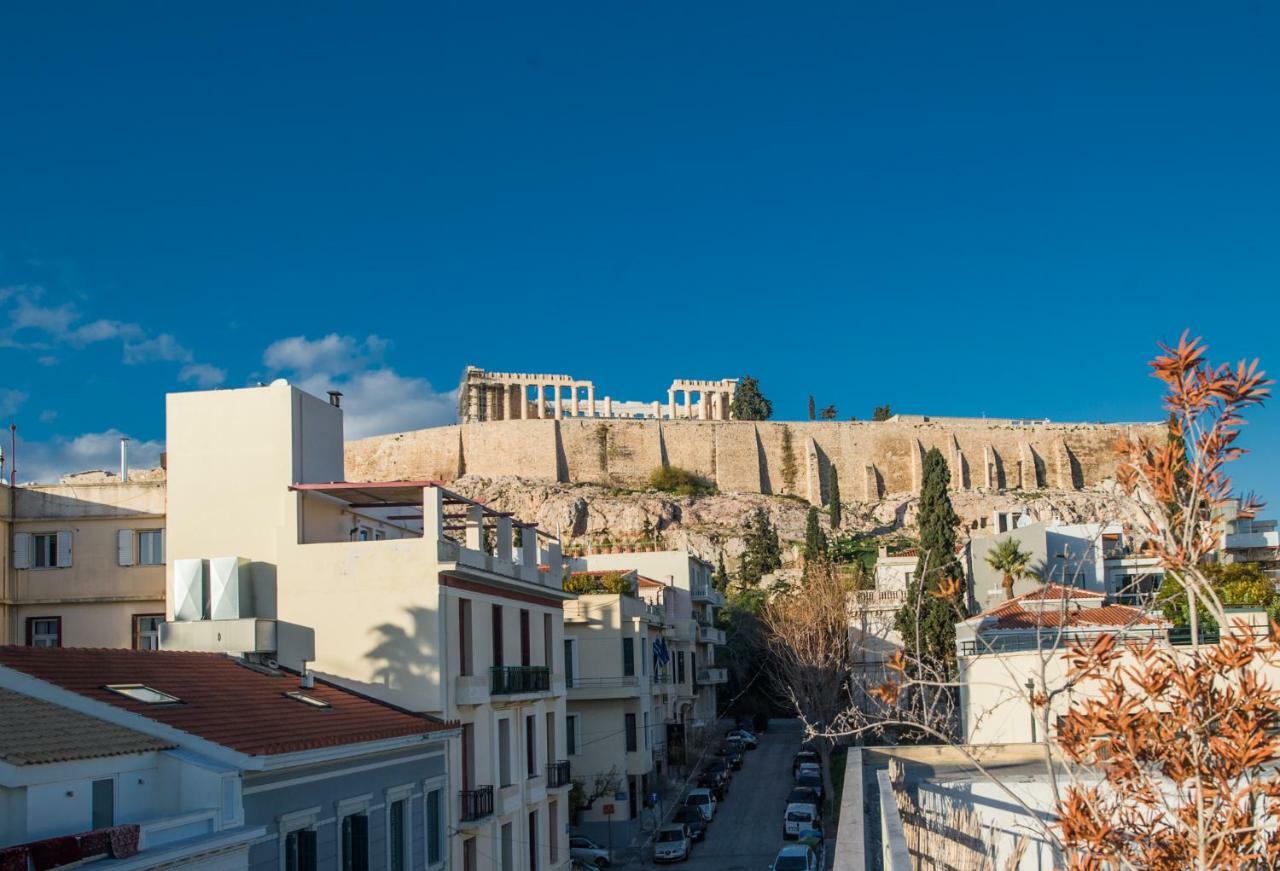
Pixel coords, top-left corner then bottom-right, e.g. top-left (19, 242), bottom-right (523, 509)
top-left (457, 366), bottom-right (739, 422)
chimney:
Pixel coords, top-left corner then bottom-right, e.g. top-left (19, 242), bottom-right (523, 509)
top-left (300, 664), bottom-right (315, 689)
top-left (327, 390), bottom-right (343, 408)
top-left (119, 437), bottom-right (130, 483)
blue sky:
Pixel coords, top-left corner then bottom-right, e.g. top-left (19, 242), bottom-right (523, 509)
top-left (1, 3), bottom-right (1277, 498)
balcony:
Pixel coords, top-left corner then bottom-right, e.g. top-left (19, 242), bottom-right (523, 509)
top-left (490, 665), bottom-right (551, 695)
top-left (692, 586), bottom-right (726, 607)
top-left (459, 786), bottom-right (495, 823)
top-left (547, 760), bottom-right (572, 788)
top-left (851, 589), bottom-right (907, 608)
top-left (695, 667), bottom-right (728, 685)
top-left (697, 623), bottom-right (725, 645)
top-left (566, 674), bottom-right (641, 701)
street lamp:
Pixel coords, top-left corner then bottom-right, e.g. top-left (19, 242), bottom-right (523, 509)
top-left (1025, 678), bottom-right (1037, 742)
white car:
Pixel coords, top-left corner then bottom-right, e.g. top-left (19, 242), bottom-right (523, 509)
top-left (569, 835), bottom-right (610, 867)
top-left (684, 788), bottom-right (717, 823)
top-left (725, 728), bottom-right (759, 748)
top-left (652, 823), bottom-right (692, 863)
top-left (783, 801), bottom-right (820, 839)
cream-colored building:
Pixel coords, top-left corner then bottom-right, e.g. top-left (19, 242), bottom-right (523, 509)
top-left (159, 381), bottom-right (575, 871)
top-left (2, 472), bottom-right (166, 649)
top-left (561, 572), bottom-right (684, 844)
top-left (568, 551), bottom-right (726, 729)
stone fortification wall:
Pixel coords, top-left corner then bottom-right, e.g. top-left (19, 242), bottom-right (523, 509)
top-left (346, 418), bottom-right (1163, 504)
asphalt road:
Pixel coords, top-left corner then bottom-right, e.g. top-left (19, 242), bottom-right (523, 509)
top-left (633, 720), bottom-right (810, 871)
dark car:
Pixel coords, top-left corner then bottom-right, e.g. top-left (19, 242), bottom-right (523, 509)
top-left (705, 758), bottom-right (732, 781)
top-left (697, 770), bottom-right (728, 800)
top-left (788, 785), bottom-right (819, 805)
top-left (792, 750), bottom-right (820, 775)
top-left (795, 771), bottom-right (823, 801)
top-left (726, 747), bottom-right (744, 770)
top-left (672, 805), bottom-right (709, 841)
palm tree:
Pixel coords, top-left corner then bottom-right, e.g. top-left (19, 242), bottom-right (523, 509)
top-left (985, 537), bottom-right (1033, 600)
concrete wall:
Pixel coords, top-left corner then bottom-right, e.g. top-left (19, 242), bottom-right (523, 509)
top-left (348, 419), bottom-right (1162, 503)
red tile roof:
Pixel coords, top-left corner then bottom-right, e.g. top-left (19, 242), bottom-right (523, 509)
top-left (637, 575), bottom-right (667, 587)
top-left (1019, 584), bottom-right (1102, 602)
top-left (0, 648), bottom-right (452, 757)
top-left (976, 585), bottom-right (1166, 632)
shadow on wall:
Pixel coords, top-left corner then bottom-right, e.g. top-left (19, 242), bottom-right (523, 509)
top-left (364, 607), bottom-right (439, 701)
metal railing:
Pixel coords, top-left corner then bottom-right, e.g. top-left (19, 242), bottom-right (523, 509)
top-left (697, 623), bottom-right (726, 645)
top-left (459, 786), bottom-right (494, 822)
top-left (490, 665), bottom-right (551, 695)
top-left (565, 675), bottom-right (639, 689)
top-left (852, 589), bottom-right (907, 606)
top-left (546, 760), bottom-right (571, 788)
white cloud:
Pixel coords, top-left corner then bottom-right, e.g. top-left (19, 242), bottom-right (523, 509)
top-left (179, 363), bottom-right (227, 388)
top-left (38, 410), bottom-right (57, 423)
top-left (123, 332), bottom-right (193, 364)
top-left (0, 389), bottom-right (26, 416)
top-left (15, 428), bottom-right (164, 485)
top-left (263, 333), bottom-right (456, 439)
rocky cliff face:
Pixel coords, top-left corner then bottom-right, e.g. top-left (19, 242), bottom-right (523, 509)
top-left (443, 475), bottom-right (1148, 569)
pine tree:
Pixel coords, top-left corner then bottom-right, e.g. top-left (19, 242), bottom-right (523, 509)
top-left (808, 395), bottom-right (816, 421)
top-left (894, 448), bottom-right (966, 675)
top-left (872, 404), bottom-right (893, 422)
top-left (731, 376), bottom-right (773, 421)
top-left (803, 507), bottom-right (827, 561)
top-left (713, 552), bottom-right (731, 593)
top-left (828, 467), bottom-right (841, 529)
top-left (740, 507), bottom-right (783, 584)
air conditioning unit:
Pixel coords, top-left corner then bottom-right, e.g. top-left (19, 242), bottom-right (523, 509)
top-left (209, 557), bottom-right (253, 620)
top-left (173, 558), bottom-right (206, 621)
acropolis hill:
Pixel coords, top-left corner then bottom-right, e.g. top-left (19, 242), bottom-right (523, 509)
top-left (344, 368), bottom-right (1163, 505)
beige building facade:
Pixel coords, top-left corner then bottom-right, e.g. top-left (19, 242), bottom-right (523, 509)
top-left (159, 381), bottom-right (576, 871)
top-left (2, 474), bottom-right (166, 650)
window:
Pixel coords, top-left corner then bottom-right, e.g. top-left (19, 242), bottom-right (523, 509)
top-left (33, 532), bottom-right (70, 568)
top-left (133, 614), bottom-right (163, 650)
top-left (425, 783), bottom-right (444, 867)
top-left (563, 639), bottom-right (576, 687)
top-left (566, 714), bottom-right (579, 755)
top-left (622, 637), bottom-right (635, 677)
top-left (528, 810), bottom-right (538, 871)
top-left (26, 617), bottom-right (60, 648)
top-left (340, 812), bottom-right (369, 871)
top-left (459, 598), bottom-right (473, 676)
top-left (285, 829), bottom-right (317, 871)
top-left (105, 684), bottom-right (180, 704)
top-left (388, 800), bottom-right (407, 871)
top-left (643, 712), bottom-right (650, 749)
top-left (461, 724), bottom-right (475, 791)
top-left (625, 713), bottom-right (637, 752)
top-left (549, 800), bottom-right (559, 863)
top-left (499, 718), bottom-right (512, 787)
top-left (284, 691), bottom-right (331, 708)
top-left (139, 530), bottom-right (164, 565)
top-left (492, 605), bottom-right (504, 667)
top-left (463, 838), bottom-right (477, 871)
top-left (543, 613), bottom-right (552, 667)
top-left (501, 822), bottom-right (514, 871)
top-left (526, 714), bottom-right (537, 778)
top-left (520, 609), bottom-right (531, 666)
top-left (676, 651), bottom-right (685, 684)
top-left (91, 778), bottom-right (114, 829)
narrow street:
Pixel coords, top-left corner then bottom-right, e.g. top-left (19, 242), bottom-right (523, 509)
top-left (630, 720), bottom-right (819, 871)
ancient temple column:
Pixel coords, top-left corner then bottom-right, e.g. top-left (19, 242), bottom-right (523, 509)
top-left (468, 383), bottom-right (481, 421)
top-left (722, 391), bottom-right (732, 420)
top-left (683, 389), bottom-right (692, 419)
top-left (509, 384), bottom-right (520, 419)
top-left (536, 384), bottom-right (546, 419)
top-left (604, 396), bottom-right (613, 416)
top-left (587, 384), bottom-right (596, 417)
top-left (520, 384), bottom-right (530, 419)
top-left (651, 401), bottom-right (660, 418)
top-left (570, 385), bottom-right (580, 417)
top-left (553, 386), bottom-right (563, 420)
top-left (668, 390), bottom-right (676, 419)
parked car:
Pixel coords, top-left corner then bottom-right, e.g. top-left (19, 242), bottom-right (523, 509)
top-left (795, 771), bottom-right (823, 801)
top-left (672, 806), bottom-right (709, 841)
top-left (783, 802), bottom-right (821, 840)
top-left (653, 824), bottom-right (692, 863)
top-left (725, 728), bottom-right (759, 748)
top-left (796, 762), bottom-right (821, 781)
top-left (684, 788), bottom-right (717, 823)
top-left (697, 770), bottom-right (728, 801)
top-left (769, 843), bottom-right (822, 871)
top-left (726, 746), bottom-right (745, 770)
top-left (569, 835), bottom-right (611, 867)
top-left (787, 785), bottom-right (820, 806)
top-left (792, 750), bottom-right (820, 776)
top-left (705, 757), bottom-right (732, 780)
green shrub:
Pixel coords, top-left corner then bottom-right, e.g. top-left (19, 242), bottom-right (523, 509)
top-left (648, 465), bottom-right (716, 497)
top-left (563, 571), bottom-right (635, 596)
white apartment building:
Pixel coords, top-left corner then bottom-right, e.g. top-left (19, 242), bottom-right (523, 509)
top-left (1218, 498), bottom-right (1280, 580)
top-left (159, 381), bottom-right (575, 871)
top-left (561, 572), bottom-right (681, 845)
top-left (2, 471), bottom-right (166, 649)
top-left (568, 551), bottom-right (726, 729)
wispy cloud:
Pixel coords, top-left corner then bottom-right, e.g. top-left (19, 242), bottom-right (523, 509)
top-left (263, 333), bottom-right (456, 439)
top-left (178, 363), bottom-right (227, 388)
top-left (0, 389), bottom-right (26, 417)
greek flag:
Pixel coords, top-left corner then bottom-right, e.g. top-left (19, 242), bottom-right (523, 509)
top-left (652, 636), bottom-right (670, 668)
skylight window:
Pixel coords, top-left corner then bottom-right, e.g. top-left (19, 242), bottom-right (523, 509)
top-left (106, 684), bottom-right (181, 704)
top-left (284, 691), bottom-right (331, 708)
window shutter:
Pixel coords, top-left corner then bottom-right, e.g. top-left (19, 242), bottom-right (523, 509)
top-left (56, 531), bottom-right (72, 568)
top-left (13, 533), bottom-right (30, 569)
top-left (117, 530), bottom-right (135, 566)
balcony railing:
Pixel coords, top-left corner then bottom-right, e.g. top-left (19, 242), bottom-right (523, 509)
top-left (695, 667), bottom-right (728, 685)
top-left (851, 589), bottom-right (907, 606)
top-left (490, 665), bottom-right (551, 695)
top-left (691, 586), bottom-right (726, 607)
top-left (697, 623), bottom-right (726, 645)
top-left (546, 760), bottom-right (571, 788)
top-left (565, 675), bottom-right (639, 689)
top-left (459, 786), bottom-right (494, 822)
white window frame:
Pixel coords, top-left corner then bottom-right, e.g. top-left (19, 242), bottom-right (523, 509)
top-left (335, 795), bottom-right (373, 871)
top-left (423, 775), bottom-right (447, 869)
top-left (565, 714), bottom-right (581, 756)
top-left (138, 529), bottom-right (165, 566)
top-left (28, 531), bottom-right (72, 569)
top-left (277, 806), bottom-right (321, 871)
top-left (28, 617), bottom-right (61, 648)
top-left (385, 783), bottom-right (414, 871)
top-left (133, 614), bottom-right (164, 650)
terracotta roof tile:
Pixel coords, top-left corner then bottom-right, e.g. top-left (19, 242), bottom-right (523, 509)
top-left (0, 687), bottom-right (175, 765)
top-left (0, 647), bottom-right (452, 757)
top-left (975, 584), bottom-right (1167, 632)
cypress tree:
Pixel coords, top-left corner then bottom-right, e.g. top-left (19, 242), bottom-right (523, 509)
top-left (894, 448), bottom-right (966, 675)
top-left (740, 507), bottom-right (782, 584)
top-left (828, 467), bottom-right (842, 529)
top-left (808, 395), bottom-right (816, 420)
top-left (803, 507), bottom-right (827, 561)
top-left (731, 376), bottom-right (773, 421)
top-left (713, 552), bottom-right (730, 593)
